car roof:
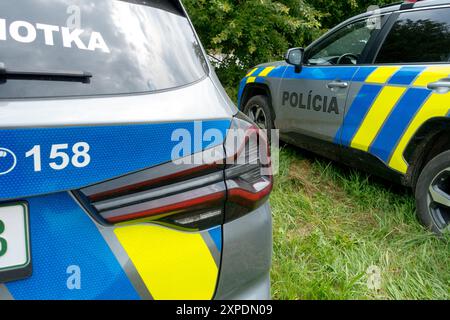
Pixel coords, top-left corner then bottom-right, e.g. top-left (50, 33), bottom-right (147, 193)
top-left (305, 0), bottom-right (450, 51)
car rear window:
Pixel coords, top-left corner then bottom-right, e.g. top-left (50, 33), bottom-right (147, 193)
top-left (0, 0), bottom-right (208, 99)
top-left (376, 7), bottom-right (450, 64)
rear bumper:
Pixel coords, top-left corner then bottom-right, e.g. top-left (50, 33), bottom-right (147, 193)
top-left (214, 202), bottom-right (272, 300)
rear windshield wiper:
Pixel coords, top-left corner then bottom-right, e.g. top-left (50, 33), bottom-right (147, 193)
top-left (0, 62), bottom-right (92, 84)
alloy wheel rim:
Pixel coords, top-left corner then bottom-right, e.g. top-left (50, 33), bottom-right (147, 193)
top-left (248, 104), bottom-right (268, 130)
top-left (428, 168), bottom-right (450, 232)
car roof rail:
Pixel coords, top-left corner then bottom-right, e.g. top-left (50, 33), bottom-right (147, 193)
top-left (380, 1), bottom-right (404, 9)
top-left (400, 0), bottom-right (426, 10)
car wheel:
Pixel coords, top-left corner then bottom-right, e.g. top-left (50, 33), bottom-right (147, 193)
top-left (415, 150), bottom-right (450, 235)
top-left (243, 95), bottom-right (274, 141)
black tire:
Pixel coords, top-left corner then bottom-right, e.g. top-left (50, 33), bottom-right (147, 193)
top-left (243, 95), bottom-right (275, 142)
top-left (415, 150), bottom-right (450, 235)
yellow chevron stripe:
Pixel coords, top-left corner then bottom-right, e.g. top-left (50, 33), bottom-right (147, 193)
top-left (114, 225), bottom-right (218, 300)
top-left (351, 86), bottom-right (406, 151)
top-left (246, 76), bottom-right (256, 84)
top-left (259, 66), bottom-right (276, 77)
top-left (246, 68), bottom-right (258, 77)
top-left (389, 92), bottom-right (450, 173)
top-left (365, 66), bottom-right (401, 84)
top-left (413, 66), bottom-right (450, 87)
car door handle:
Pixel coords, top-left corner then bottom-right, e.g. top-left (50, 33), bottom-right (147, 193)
top-left (427, 78), bottom-right (450, 93)
top-left (327, 81), bottom-right (349, 89)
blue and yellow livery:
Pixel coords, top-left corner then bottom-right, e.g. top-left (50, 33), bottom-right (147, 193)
top-left (238, 0), bottom-right (450, 234)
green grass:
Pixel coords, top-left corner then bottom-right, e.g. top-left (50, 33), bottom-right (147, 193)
top-left (270, 145), bottom-right (450, 300)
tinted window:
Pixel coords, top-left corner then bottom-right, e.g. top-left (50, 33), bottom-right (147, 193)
top-left (0, 0), bottom-right (208, 99)
top-left (376, 8), bottom-right (450, 63)
top-left (306, 19), bottom-right (380, 65)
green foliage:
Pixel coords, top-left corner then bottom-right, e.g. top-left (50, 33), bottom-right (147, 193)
top-left (271, 146), bottom-right (450, 300)
top-left (308, 0), bottom-right (393, 30)
top-left (185, 0), bottom-right (322, 64)
top-left (183, 0), bottom-right (323, 95)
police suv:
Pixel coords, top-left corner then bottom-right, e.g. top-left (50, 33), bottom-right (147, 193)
top-left (239, 0), bottom-right (450, 234)
top-left (0, 0), bottom-right (272, 299)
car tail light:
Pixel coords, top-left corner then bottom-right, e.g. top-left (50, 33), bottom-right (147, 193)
top-left (223, 114), bottom-right (273, 222)
top-left (75, 114), bottom-right (272, 230)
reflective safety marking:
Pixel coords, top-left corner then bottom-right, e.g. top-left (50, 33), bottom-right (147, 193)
top-left (284, 66), bottom-right (358, 81)
top-left (352, 66), bottom-right (377, 82)
top-left (413, 66), bottom-right (450, 87)
top-left (0, 121), bottom-right (230, 201)
top-left (351, 86), bottom-right (407, 151)
top-left (208, 226), bottom-right (222, 252)
top-left (370, 88), bottom-right (431, 162)
top-left (246, 68), bottom-right (259, 77)
top-left (247, 77), bottom-right (257, 84)
top-left (237, 78), bottom-right (248, 109)
top-left (6, 193), bottom-right (139, 300)
top-left (338, 84), bottom-right (383, 146)
top-left (388, 66), bottom-right (426, 85)
top-left (258, 67), bottom-right (276, 77)
top-left (389, 92), bottom-right (450, 173)
top-left (114, 225), bottom-right (218, 300)
top-left (365, 66), bottom-right (401, 84)
top-left (95, 225), bottom-right (153, 300)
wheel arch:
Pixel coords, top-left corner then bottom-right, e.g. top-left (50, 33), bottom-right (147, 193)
top-left (404, 117), bottom-right (450, 188)
top-left (239, 83), bottom-right (275, 121)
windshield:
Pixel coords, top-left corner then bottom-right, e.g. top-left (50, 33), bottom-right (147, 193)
top-left (0, 0), bottom-right (208, 99)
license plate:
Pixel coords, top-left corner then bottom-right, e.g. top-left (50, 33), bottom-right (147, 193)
top-left (0, 203), bottom-right (32, 283)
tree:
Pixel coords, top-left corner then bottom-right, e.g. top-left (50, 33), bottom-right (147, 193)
top-left (183, 0), bottom-right (323, 93)
top-left (307, 0), bottom-right (392, 30)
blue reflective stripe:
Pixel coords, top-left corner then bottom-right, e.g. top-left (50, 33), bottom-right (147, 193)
top-left (388, 66), bottom-right (426, 85)
top-left (352, 66), bottom-right (377, 82)
top-left (237, 79), bottom-right (247, 109)
top-left (370, 88), bottom-right (431, 162)
top-left (338, 84), bottom-right (383, 146)
top-left (268, 66), bottom-right (287, 78)
top-left (6, 193), bottom-right (139, 300)
top-left (283, 66), bottom-right (358, 81)
top-left (252, 68), bottom-right (265, 76)
top-left (208, 226), bottom-right (222, 252)
top-left (0, 121), bottom-right (230, 200)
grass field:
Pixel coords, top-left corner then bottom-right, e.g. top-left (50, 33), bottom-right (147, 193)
top-left (270, 145), bottom-right (450, 300)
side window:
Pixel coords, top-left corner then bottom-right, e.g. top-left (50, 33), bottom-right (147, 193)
top-left (306, 19), bottom-right (380, 65)
top-left (376, 8), bottom-right (450, 63)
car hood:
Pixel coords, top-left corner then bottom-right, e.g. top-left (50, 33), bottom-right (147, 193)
top-left (255, 60), bottom-right (287, 68)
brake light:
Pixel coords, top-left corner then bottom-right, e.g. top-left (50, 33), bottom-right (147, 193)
top-left (223, 115), bottom-right (273, 222)
top-left (75, 115), bottom-right (273, 230)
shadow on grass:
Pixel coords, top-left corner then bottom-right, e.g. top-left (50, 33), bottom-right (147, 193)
top-left (279, 143), bottom-right (413, 198)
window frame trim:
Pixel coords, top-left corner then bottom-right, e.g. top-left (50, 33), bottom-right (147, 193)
top-left (303, 13), bottom-right (391, 67)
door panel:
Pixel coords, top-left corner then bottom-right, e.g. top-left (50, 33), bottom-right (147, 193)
top-left (278, 16), bottom-right (384, 143)
top-left (278, 65), bottom-right (357, 142)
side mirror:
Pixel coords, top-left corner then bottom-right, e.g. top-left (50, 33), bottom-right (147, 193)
top-left (285, 47), bottom-right (304, 73)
